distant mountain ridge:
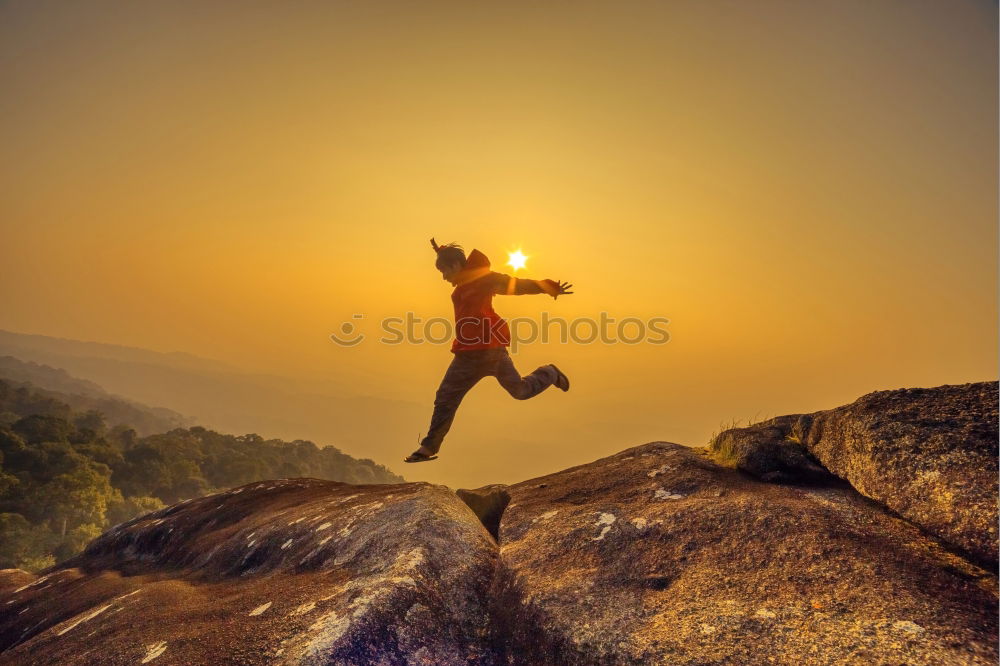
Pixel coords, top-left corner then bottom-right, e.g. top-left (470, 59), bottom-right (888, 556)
top-left (0, 330), bottom-right (234, 374)
top-left (0, 356), bottom-right (190, 436)
top-left (0, 330), bottom-right (424, 471)
top-left (0, 356), bottom-right (107, 396)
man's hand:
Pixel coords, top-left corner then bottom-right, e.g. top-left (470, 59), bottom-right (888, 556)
top-left (514, 277), bottom-right (574, 298)
top-left (554, 280), bottom-right (573, 298)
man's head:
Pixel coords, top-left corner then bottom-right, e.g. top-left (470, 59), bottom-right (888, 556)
top-left (431, 239), bottom-right (466, 285)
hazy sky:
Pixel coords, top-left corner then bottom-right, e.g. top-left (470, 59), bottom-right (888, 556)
top-left (1, 1), bottom-right (996, 486)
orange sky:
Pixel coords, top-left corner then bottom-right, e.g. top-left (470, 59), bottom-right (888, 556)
top-left (1, 1), bottom-right (996, 486)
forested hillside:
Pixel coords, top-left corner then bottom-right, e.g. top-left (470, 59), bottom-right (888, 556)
top-left (0, 330), bottom-right (426, 468)
top-left (0, 355), bottom-right (191, 435)
top-left (0, 379), bottom-right (404, 571)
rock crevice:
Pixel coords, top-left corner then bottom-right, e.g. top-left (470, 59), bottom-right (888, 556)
top-left (455, 484), bottom-right (511, 541)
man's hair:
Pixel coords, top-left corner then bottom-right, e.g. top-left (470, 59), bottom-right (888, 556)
top-left (434, 242), bottom-right (466, 269)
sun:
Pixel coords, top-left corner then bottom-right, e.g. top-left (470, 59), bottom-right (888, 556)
top-left (506, 249), bottom-right (528, 271)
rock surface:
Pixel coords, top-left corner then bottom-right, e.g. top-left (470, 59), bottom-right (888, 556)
top-left (710, 381), bottom-right (999, 565)
top-left (487, 442), bottom-right (997, 665)
top-left (0, 382), bottom-right (996, 665)
top-left (0, 479), bottom-right (499, 665)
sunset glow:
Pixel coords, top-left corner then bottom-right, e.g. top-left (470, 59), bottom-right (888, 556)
top-left (0, 1), bottom-right (994, 489)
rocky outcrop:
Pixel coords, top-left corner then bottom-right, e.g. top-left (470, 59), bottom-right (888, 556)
top-left (710, 381), bottom-right (999, 565)
top-left (0, 479), bottom-right (499, 665)
top-left (0, 382), bottom-right (996, 665)
top-left (709, 413), bottom-right (831, 483)
top-left (486, 442), bottom-right (997, 665)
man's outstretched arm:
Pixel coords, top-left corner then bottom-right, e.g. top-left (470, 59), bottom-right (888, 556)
top-left (490, 273), bottom-right (573, 298)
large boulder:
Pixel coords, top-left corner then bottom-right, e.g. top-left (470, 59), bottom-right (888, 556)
top-left (711, 382), bottom-right (999, 565)
top-left (488, 442), bottom-right (998, 665)
top-left (0, 479), bottom-right (499, 665)
top-left (801, 382), bottom-right (998, 566)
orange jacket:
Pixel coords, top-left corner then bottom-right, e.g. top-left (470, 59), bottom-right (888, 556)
top-left (449, 249), bottom-right (560, 352)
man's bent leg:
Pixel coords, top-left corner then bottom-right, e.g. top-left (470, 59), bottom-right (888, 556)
top-left (420, 352), bottom-right (488, 454)
top-left (493, 349), bottom-right (556, 400)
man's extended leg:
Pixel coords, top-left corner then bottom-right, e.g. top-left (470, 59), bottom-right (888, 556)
top-left (419, 351), bottom-right (489, 455)
top-left (492, 349), bottom-right (562, 400)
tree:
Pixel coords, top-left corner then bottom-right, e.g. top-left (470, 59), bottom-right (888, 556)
top-left (37, 461), bottom-right (119, 537)
top-left (53, 523), bottom-right (103, 562)
top-left (0, 512), bottom-right (55, 570)
top-left (72, 410), bottom-right (106, 440)
top-left (11, 414), bottom-right (73, 445)
top-left (0, 450), bottom-right (18, 498)
top-left (114, 444), bottom-right (169, 497)
top-left (106, 495), bottom-right (165, 526)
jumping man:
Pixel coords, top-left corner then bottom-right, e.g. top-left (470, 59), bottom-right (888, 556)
top-left (404, 238), bottom-right (573, 463)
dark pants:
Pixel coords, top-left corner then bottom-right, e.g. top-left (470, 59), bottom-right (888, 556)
top-left (420, 347), bottom-right (556, 454)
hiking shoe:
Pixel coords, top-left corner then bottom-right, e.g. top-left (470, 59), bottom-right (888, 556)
top-left (548, 364), bottom-right (570, 392)
top-left (404, 449), bottom-right (438, 463)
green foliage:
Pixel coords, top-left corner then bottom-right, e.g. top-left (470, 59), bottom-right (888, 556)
top-left (0, 512), bottom-right (55, 571)
top-left (38, 461), bottom-right (120, 535)
top-left (0, 378), bottom-right (404, 571)
top-left (106, 495), bottom-right (165, 526)
top-left (13, 414), bottom-right (74, 445)
top-left (54, 523), bottom-right (103, 561)
top-left (18, 555), bottom-right (55, 573)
